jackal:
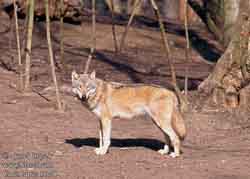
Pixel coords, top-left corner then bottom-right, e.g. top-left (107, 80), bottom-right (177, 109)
top-left (72, 71), bottom-right (186, 157)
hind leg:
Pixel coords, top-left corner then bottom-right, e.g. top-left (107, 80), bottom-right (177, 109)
top-left (147, 111), bottom-right (172, 156)
top-left (161, 125), bottom-right (181, 158)
top-left (148, 103), bottom-right (180, 157)
top-left (158, 134), bottom-right (170, 155)
top-left (156, 120), bottom-right (181, 157)
top-left (158, 143), bottom-right (170, 155)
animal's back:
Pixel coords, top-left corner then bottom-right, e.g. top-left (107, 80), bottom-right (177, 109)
top-left (109, 83), bottom-right (186, 140)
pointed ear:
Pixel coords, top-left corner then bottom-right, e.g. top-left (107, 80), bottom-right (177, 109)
top-left (90, 71), bottom-right (96, 79)
top-left (72, 70), bottom-right (79, 80)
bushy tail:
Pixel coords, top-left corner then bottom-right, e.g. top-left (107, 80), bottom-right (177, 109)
top-left (171, 107), bottom-right (186, 140)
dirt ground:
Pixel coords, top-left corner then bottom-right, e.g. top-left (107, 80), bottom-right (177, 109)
top-left (0, 14), bottom-right (250, 179)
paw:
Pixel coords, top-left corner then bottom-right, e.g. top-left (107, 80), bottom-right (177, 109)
top-left (94, 147), bottom-right (108, 155)
top-left (158, 145), bottom-right (169, 155)
top-left (169, 152), bottom-right (180, 158)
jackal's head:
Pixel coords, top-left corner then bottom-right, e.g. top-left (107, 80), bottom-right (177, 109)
top-left (71, 71), bottom-right (98, 100)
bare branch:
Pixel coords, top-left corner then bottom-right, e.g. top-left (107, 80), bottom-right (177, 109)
top-left (109, 0), bottom-right (119, 53)
top-left (150, 0), bottom-right (188, 111)
top-left (24, 0), bottom-right (35, 92)
top-left (184, 0), bottom-right (190, 97)
top-left (59, 0), bottom-right (66, 71)
top-left (13, 0), bottom-right (23, 91)
top-left (119, 0), bottom-right (142, 53)
top-left (84, 0), bottom-right (96, 74)
top-left (45, 0), bottom-right (63, 110)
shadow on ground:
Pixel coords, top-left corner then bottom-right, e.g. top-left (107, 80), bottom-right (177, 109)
top-left (65, 137), bottom-right (165, 151)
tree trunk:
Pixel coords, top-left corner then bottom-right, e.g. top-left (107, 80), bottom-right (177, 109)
top-left (198, 0), bottom-right (250, 109)
top-left (83, 0), bottom-right (96, 74)
top-left (24, 0), bottom-right (34, 92)
top-left (59, 0), bottom-right (66, 71)
top-left (13, 0), bottom-right (23, 91)
top-left (189, 0), bottom-right (240, 46)
top-left (45, 0), bottom-right (62, 110)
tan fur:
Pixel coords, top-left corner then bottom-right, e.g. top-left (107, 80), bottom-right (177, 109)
top-left (171, 108), bottom-right (186, 140)
top-left (72, 71), bottom-right (187, 157)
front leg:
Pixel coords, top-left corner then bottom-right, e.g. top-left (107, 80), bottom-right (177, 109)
top-left (95, 118), bottom-right (112, 155)
top-left (94, 122), bottom-right (103, 154)
top-left (99, 129), bottom-right (103, 148)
